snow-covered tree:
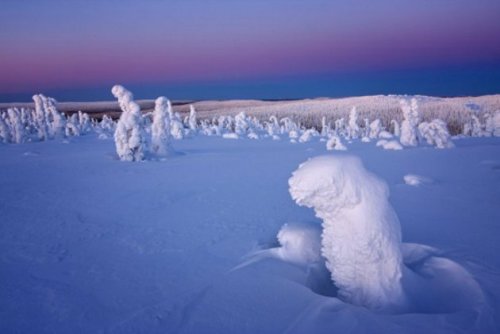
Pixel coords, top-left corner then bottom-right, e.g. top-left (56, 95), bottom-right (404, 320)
top-left (167, 102), bottom-right (184, 140)
top-left (0, 113), bottom-right (11, 143)
top-left (347, 107), bottom-right (360, 139)
top-left (289, 156), bottom-right (405, 310)
top-left (7, 108), bottom-right (26, 144)
top-left (266, 116), bottom-right (280, 137)
top-left (32, 94), bottom-right (50, 140)
top-left (234, 112), bottom-right (249, 135)
top-left (418, 119), bottom-right (454, 149)
top-left (112, 85), bottom-right (148, 161)
top-left (493, 111), bottom-right (500, 137)
top-left (151, 96), bottom-right (173, 156)
top-left (188, 105), bottom-right (197, 132)
top-left (369, 119), bottom-right (383, 139)
top-left (391, 120), bottom-right (400, 137)
top-left (400, 98), bottom-right (419, 147)
top-left (298, 128), bottom-right (318, 143)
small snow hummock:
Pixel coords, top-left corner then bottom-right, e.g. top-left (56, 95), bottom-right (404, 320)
top-left (376, 139), bottom-right (403, 150)
top-left (326, 135), bottom-right (347, 151)
top-left (403, 174), bottom-right (433, 186)
top-left (222, 133), bottom-right (239, 139)
top-left (289, 155), bottom-right (406, 311)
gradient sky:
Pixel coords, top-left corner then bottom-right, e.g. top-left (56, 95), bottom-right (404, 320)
top-left (1, 0), bottom-right (500, 101)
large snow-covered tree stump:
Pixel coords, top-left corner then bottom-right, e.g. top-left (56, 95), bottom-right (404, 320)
top-left (289, 155), bottom-right (406, 310)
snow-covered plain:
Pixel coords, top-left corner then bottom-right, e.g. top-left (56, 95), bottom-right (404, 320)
top-left (1, 131), bottom-right (500, 333)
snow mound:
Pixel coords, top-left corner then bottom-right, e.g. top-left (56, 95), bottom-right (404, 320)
top-left (383, 140), bottom-right (403, 150)
top-left (403, 174), bottom-right (433, 186)
top-left (289, 155), bottom-right (405, 311)
top-left (326, 136), bottom-right (347, 151)
top-left (231, 222), bottom-right (322, 271)
top-left (222, 133), bottom-right (239, 139)
top-left (275, 222), bottom-right (322, 266)
top-left (286, 155), bottom-right (485, 314)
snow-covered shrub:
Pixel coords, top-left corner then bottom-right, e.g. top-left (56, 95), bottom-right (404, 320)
top-left (151, 97), bottom-right (173, 156)
top-left (247, 131), bottom-right (259, 140)
top-left (112, 85), bottom-right (148, 161)
top-left (289, 156), bottom-right (405, 310)
top-left (400, 98), bottom-right (419, 147)
top-left (347, 107), bottom-right (360, 139)
top-left (299, 128), bottom-right (318, 143)
top-left (418, 119), bottom-right (454, 149)
top-left (326, 135), bottom-right (347, 151)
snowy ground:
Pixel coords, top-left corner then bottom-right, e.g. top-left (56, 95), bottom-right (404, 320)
top-left (1, 134), bottom-right (500, 333)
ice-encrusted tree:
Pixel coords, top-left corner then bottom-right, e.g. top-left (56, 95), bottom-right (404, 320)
top-left (399, 98), bottom-right (419, 146)
top-left (234, 112), bottom-right (249, 135)
top-left (266, 116), bottom-right (281, 138)
top-left (289, 155), bottom-right (406, 310)
top-left (369, 119), bottom-right (383, 139)
top-left (7, 108), bottom-right (26, 144)
top-left (347, 107), bottom-right (360, 139)
top-left (0, 113), bottom-right (11, 143)
top-left (188, 105), bottom-right (197, 132)
top-left (418, 119), bottom-right (454, 149)
top-left (32, 94), bottom-right (51, 140)
top-left (493, 111), bottom-right (500, 137)
top-left (391, 120), bottom-right (401, 137)
top-left (151, 96), bottom-right (173, 156)
top-left (32, 94), bottom-right (67, 140)
top-left (112, 85), bottom-right (148, 161)
top-left (167, 102), bottom-right (184, 140)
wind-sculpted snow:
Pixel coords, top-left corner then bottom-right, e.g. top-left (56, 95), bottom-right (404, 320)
top-left (280, 155), bottom-right (487, 315)
top-left (289, 156), bottom-right (406, 311)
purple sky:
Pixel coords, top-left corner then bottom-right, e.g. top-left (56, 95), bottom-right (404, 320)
top-left (1, 0), bottom-right (500, 100)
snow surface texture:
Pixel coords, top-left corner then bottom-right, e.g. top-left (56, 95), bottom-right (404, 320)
top-left (289, 155), bottom-right (406, 311)
top-left (1, 134), bottom-right (499, 333)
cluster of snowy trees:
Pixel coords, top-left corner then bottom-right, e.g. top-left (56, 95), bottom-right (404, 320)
top-left (2, 87), bottom-right (500, 157)
top-left (112, 85), bottom-right (197, 161)
top-left (0, 94), bottom-right (102, 144)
